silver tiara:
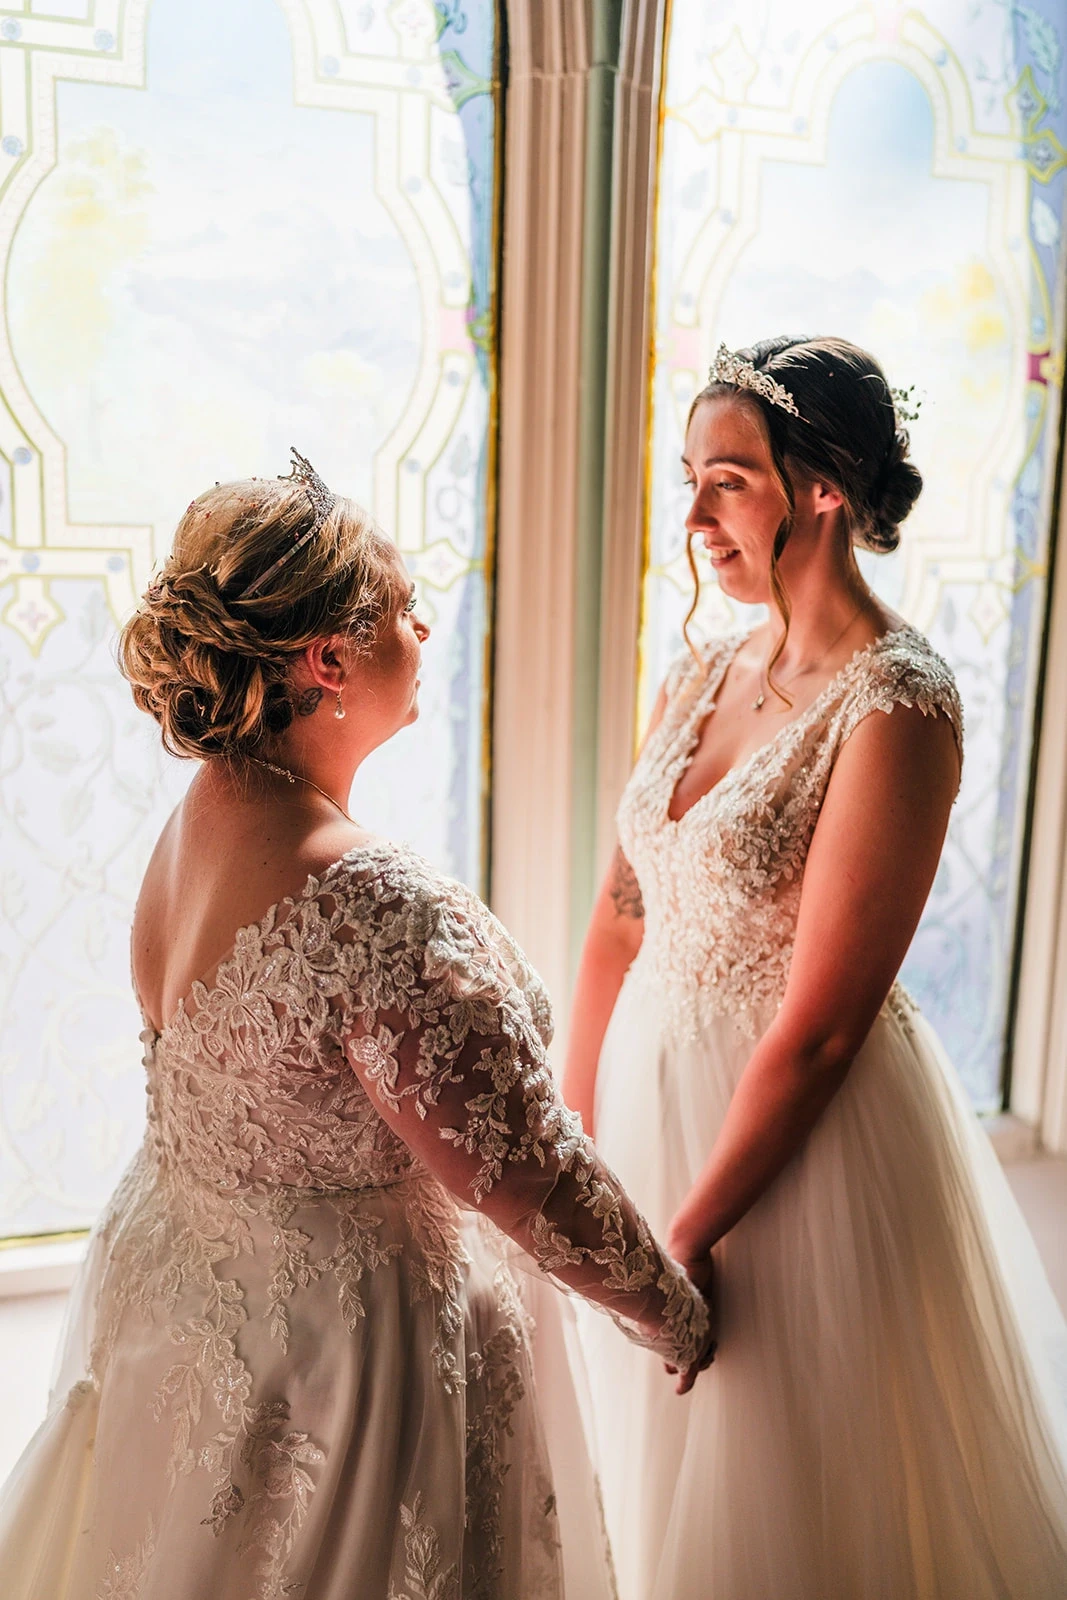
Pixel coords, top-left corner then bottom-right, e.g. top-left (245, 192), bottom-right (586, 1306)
top-left (709, 344), bottom-right (801, 418)
top-left (237, 448), bottom-right (336, 600)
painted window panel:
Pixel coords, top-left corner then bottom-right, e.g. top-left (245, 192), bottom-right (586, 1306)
top-left (0, 0), bottom-right (498, 1238)
top-left (643, 0), bottom-right (1066, 1109)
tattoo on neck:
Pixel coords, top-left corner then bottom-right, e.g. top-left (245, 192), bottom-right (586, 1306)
top-left (294, 687), bottom-right (324, 717)
top-left (609, 846), bottom-right (645, 920)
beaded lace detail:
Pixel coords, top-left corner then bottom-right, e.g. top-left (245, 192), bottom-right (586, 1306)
top-left (82, 844), bottom-right (704, 1596)
top-left (618, 626), bottom-right (963, 1036)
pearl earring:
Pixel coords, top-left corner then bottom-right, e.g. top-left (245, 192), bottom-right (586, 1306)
top-left (334, 689), bottom-right (346, 721)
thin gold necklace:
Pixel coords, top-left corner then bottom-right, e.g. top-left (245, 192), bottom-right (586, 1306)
top-left (246, 754), bottom-right (357, 825)
top-left (752, 602), bottom-right (868, 712)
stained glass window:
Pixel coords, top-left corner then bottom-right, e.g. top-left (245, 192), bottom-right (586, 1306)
top-left (642, 0), bottom-right (1067, 1108)
top-left (0, 0), bottom-right (498, 1237)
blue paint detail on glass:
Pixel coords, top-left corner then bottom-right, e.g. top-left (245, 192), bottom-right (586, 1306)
top-left (648, 6), bottom-right (1067, 1109)
top-left (0, 0), bottom-right (499, 1236)
top-left (438, 1), bottom-right (497, 887)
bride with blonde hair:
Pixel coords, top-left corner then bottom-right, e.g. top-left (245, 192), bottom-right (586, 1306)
top-left (0, 451), bottom-right (712, 1599)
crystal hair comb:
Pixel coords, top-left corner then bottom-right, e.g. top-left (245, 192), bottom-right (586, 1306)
top-left (237, 447), bottom-right (336, 600)
top-left (708, 344), bottom-right (801, 418)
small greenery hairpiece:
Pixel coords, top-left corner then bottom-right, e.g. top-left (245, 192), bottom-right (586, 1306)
top-left (889, 385), bottom-right (923, 425)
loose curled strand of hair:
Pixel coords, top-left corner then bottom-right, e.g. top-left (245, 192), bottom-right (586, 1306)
top-left (682, 529), bottom-right (704, 671)
top-left (766, 527), bottom-right (794, 710)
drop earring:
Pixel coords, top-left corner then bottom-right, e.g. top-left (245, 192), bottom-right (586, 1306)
top-left (334, 689), bottom-right (346, 721)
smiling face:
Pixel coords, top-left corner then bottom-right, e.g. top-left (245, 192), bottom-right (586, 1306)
top-left (681, 395), bottom-right (790, 606)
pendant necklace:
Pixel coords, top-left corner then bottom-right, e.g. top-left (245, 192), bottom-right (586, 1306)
top-left (752, 602), bottom-right (868, 713)
top-left (246, 754), bottom-right (357, 825)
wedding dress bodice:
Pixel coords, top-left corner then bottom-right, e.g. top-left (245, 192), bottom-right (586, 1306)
top-left (38, 844), bottom-right (705, 1597)
top-left (618, 626), bottom-right (963, 1032)
top-left (122, 842), bottom-right (704, 1370)
top-left (585, 627), bottom-right (1067, 1600)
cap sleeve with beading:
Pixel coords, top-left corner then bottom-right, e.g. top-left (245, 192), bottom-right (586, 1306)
top-left (832, 628), bottom-right (964, 777)
top-left (318, 847), bottom-right (709, 1371)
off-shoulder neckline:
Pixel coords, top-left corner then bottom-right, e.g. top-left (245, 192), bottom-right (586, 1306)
top-left (136, 837), bottom-right (404, 1043)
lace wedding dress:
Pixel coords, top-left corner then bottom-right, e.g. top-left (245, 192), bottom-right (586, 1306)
top-left (581, 625), bottom-right (1067, 1600)
top-left (0, 844), bottom-right (707, 1600)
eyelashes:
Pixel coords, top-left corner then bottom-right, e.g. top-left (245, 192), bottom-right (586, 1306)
top-left (403, 593), bottom-right (418, 613)
top-left (683, 480), bottom-right (742, 492)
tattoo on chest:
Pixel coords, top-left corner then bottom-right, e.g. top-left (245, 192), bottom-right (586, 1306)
top-left (609, 846), bottom-right (645, 920)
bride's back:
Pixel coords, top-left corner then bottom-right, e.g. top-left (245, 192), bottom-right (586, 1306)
top-left (132, 767), bottom-right (364, 1035)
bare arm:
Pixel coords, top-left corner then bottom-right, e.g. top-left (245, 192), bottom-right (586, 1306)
top-left (561, 846), bottom-right (646, 1134)
top-left (666, 700), bottom-right (961, 1265)
top-left (562, 680), bottom-right (669, 1135)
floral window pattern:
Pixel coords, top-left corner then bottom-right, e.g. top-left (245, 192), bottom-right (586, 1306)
top-left (0, 0), bottom-right (498, 1237)
top-left (641, 0), bottom-right (1067, 1108)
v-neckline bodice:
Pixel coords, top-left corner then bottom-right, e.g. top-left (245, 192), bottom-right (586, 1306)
top-left (664, 625), bottom-right (908, 827)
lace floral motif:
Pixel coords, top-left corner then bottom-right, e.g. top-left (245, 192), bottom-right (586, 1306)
top-left (465, 1315), bottom-right (528, 1599)
top-left (328, 847), bottom-right (709, 1371)
top-left (388, 1495), bottom-right (461, 1600)
top-left (76, 840), bottom-right (703, 1597)
top-left (620, 626), bottom-right (963, 1034)
top-left (96, 1525), bottom-right (156, 1600)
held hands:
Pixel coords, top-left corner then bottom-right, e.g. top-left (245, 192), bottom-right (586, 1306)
top-left (664, 1250), bottom-right (717, 1395)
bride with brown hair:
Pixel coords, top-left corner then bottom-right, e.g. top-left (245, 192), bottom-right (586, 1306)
top-left (565, 338), bottom-right (1067, 1599)
top-left (0, 452), bottom-right (711, 1599)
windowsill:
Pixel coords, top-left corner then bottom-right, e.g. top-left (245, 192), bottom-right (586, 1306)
top-left (0, 1238), bottom-right (88, 1299)
top-left (984, 1111), bottom-right (1042, 1163)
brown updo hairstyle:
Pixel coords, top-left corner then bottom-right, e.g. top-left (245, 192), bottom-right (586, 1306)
top-left (685, 334), bottom-right (923, 692)
top-left (118, 477), bottom-right (398, 760)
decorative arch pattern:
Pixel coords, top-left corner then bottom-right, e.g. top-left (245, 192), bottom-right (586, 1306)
top-left (642, 0), bottom-right (1067, 1107)
top-left (0, 0), bottom-right (499, 1239)
top-left (0, 0), bottom-right (492, 650)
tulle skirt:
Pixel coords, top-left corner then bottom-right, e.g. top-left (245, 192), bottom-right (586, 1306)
top-left (581, 973), bottom-right (1067, 1599)
top-left (0, 1155), bottom-right (613, 1599)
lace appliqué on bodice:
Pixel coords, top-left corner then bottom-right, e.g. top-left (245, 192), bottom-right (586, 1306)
top-left (618, 626), bottom-right (963, 1036)
top-left (86, 844), bottom-right (705, 1597)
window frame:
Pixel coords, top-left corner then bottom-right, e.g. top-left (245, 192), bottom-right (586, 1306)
top-left (490, 0), bottom-right (1067, 1143)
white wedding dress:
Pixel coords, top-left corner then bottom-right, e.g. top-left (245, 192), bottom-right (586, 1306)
top-left (0, 843), bottom-right (707, 1599)
top-left (581, 625), bottom-right (1067, 1599)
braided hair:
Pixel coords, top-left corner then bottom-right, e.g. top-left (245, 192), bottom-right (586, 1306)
top-left (119, 478), bottom-right (396, 760)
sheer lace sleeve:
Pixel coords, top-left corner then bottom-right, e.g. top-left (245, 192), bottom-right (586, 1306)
top-left (326, 850), bottom-right (709, 1370)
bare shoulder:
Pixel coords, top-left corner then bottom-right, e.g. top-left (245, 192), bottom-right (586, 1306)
top-left (836, 687), bottom-right (960, 792)
top-left (294, 823), bottom-right (380, 886)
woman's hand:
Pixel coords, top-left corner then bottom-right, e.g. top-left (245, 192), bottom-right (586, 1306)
top-left (664, 1250), bottom-right (717, 1395)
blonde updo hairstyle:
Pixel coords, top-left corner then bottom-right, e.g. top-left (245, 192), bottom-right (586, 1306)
top-left (119, 478), bottom-right (398, 761)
